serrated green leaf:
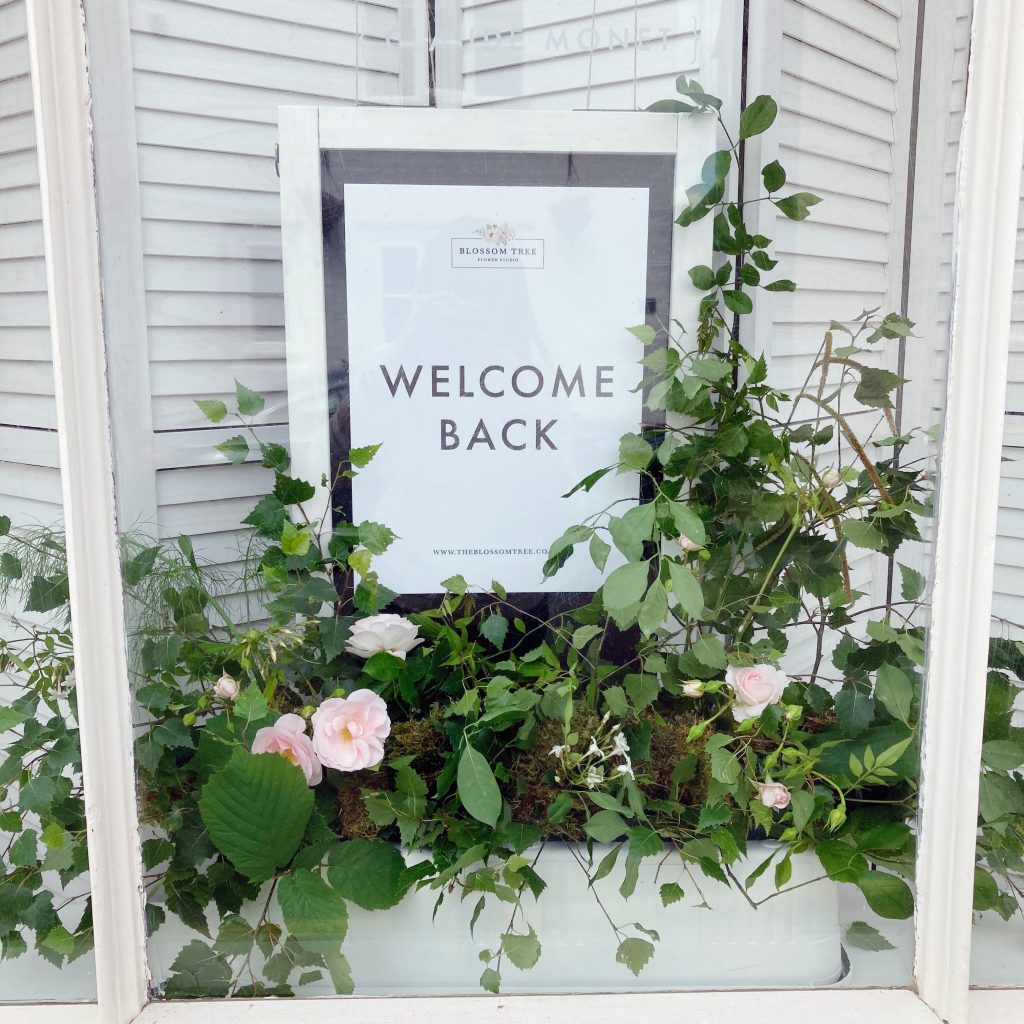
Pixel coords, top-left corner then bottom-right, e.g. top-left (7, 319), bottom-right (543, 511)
top-left (277, 870), bottom-right (348, 955)
top-left (845, 920), bottom-right (895, 951)
top-left (215, 435), bottom-right (249, 465)
top-left (195, 399), bottom-right (227, 423)
top-left (327, 839), bottom-right (407, 911)
top-left (235, 380), bottom-right (265, 417)
top-left (616, 937), bottom-right (655, 976)
top-left (501, 929), bottom-right (541, 970)
top-left (199, 748), bottom-right (314, 883)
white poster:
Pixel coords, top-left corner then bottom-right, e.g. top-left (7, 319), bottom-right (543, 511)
top-left (343, 183), bottom-right (650, 594)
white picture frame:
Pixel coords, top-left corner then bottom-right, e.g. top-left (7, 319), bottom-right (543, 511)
top-left (278, 107), bottom-right (714, 571)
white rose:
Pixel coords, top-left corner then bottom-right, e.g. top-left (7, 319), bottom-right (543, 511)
top-left (725, 664), bottom-right (787, 722)
top-left (682, 681), bottom-right (704, 698)
top-left (820, 468), bottom-right (841, 489)
top-left (344, 613), bottom-right (423, 661)
top-left (213, 674), bottom-right (239, 701)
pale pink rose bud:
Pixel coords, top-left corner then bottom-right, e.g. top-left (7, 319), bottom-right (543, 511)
top-left (213, 674), bottom-right (239, 701)
top-left (820, 468), bottom-right (841, 489)
top-left (682, 681), bottom-right (704, 698)
top-left (679, 533), bottom-right (702, 553)
top-left (312, 689), bottom-right (391, 772)
top-left (251, 713), bottom-right (322, 786)
top-left (757, 782), bottom-right (791, 810)
top-left (345, 613), bottom-right (423, 661)
top-left (725, 664), bottom-right (788, 722)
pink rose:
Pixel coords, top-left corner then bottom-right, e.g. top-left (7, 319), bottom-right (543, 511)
top-left (726, 664), bottom-right (787, 722)
top-left (251, 713), bottom-right (322, 786)
top-left (756, 782), bottom-right (791, 810)
top-left (312, 689), bottom-right (391, 772)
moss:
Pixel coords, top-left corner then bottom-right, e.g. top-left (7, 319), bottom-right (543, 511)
top-left (335, 717), bottom-right (448, 840)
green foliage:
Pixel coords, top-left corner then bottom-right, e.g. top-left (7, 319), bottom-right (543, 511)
top-left (2, 82), bottom-right (1021, 1001)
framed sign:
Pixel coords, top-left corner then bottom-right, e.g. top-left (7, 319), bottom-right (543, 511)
top-left (280, 108), bottom-right (712, 605)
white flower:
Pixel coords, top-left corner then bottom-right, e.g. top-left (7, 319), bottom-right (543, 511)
top-left (682, 681), bottom-right (704, 698)
top-left (820, 468), bottom-right (841, 489)
top-left (213, 674), bottom-right (239, 701)
top-left (344, 613), bottom-right (423, 660)
top-left (616, 763), bottom-right (635, 779)
top-left (584, 768), bottom-right (603, 789)
top-left (726, 664), bottom-right (787, 723)
top-left (549, 744), bottom-right (568, 758)
top-left (587, 738), bottom-right (604, 760)
top-left (612, 733), bottom-right (630, 756)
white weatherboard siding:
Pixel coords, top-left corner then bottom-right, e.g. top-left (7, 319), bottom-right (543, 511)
top-left (121, 0), bottom-right (424, 587)
top-left (0, 0), bottom-right (60, 531)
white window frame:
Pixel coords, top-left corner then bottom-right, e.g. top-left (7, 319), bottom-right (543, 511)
top-left (8, 1), bottom-right (1024, 1023)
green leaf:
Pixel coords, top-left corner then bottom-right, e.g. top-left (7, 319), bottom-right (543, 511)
top-left (0, 551), bottom-right (22, 580)
top-left (618, 432), bottom-right (653, 471)
top-left (981, 740), bottom-right (1024, 772)
top-left (480, 966), bottom-right (501, 993)
top-left (234, 685), bottom-right (270, 726)
top-left (688, 265), bottom-right (716, 290)
top-left (0, 705), bottom-right (28, 732)
top-left (856, 870), bottom-right (913, 920)
top-left (845, 921), bottom-right (895, 951)
top-left (980, 772), bottom-right (1024, 822)
top-left (319, 617), bottom-right (349, 661)
top-left (691, 634), bottom-right (727, 670)
top-left (761, 159), bottom-right (786, 192)
top-left (842, 520), bottom-right (887, 552)
top-left (616, 937), bottom-right (655, 976)
top-left (260, 442), bottom-right (290, 471)
top-left (325, 951), bottom-right (355, 995)
top-left (457, 744), bottom-right (502, 827)
top-left (235, 380), bottom-right (265, 417)
top-left (775, 192), bottom-right (823, 221)
top-left (898, 563), bottom-right (925, 601)
top-left (740, 94), bottom-right (778, 139)
top-left (834, 685), bottom-right (875, 739)
top-left (164, 941), bottom-right (232, 998)
top-left (660, 882), bottom-right (685, 906)
top-left (481, 613), bottom-right (509, 650)
top-left (638, 581), bottom-right (668, 637)
top-left (790, 789), bottom-right (816, 832)
top-left (243, 495), bottom-right (288, 537)
top-left (442, 574), bottom-right (467, 596)
top-left (195, 399), bottom-right (227, 423)
top-left (358, 520), bottom-right (396, 555)
top-left (974, 867), bottom-right (1000, 911)
top-left (363, 651), bottom-right (404, 683)
top-left (589, 533), bottom-right (611, 571)
top-left (327, 839), bottom-right (408, 911)
top-left (274, 475), bottom-right (317, 506)
top-left (9, 830), bottom-right (37, 867)
top-left (280, 521), bottom-right (312, 557)
top-left (349, 443), bottom-right (381, 469)
top-left (667, 560), bottom-right (704, 618)
top-left (874, 664), bottom-right (913, 722)
top-left (668, 501), bottom-right (707, 546)
top-left (25, 574), bottom-right (69, 613)
top-left (722, 290), bottom-right (753, 315)
top-left (215, 434), bottom-right (249, 465)
top-left (0, 514), bottom-right (10, 536)
top-left (602, 561), bottom-right (650, 613)
top-left (609, 503), bottom-right (655, 561)
top-left (199, 748), bottom-right (314, 883)
top-left (627, 323), bottom-right (657, 345)
top-left (501, 929), bottom-right (541, 970)
top-left (583, 810), bottom-right (629, 843)
top-left (764, 279), bottom-right (797, 292)
top-left (855, 367), bottom-right (905, 411)
top-left (277, 871), bottom-right (348, 955)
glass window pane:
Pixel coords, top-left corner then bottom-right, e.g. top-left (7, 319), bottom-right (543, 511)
top-left (72, 0), bottom-right (971, 1002)
top-left (0, 0), bottom-right (96, 1002)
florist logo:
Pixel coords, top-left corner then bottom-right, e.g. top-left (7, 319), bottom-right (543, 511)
top-left (451, 221), bottom-right (544, 269)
